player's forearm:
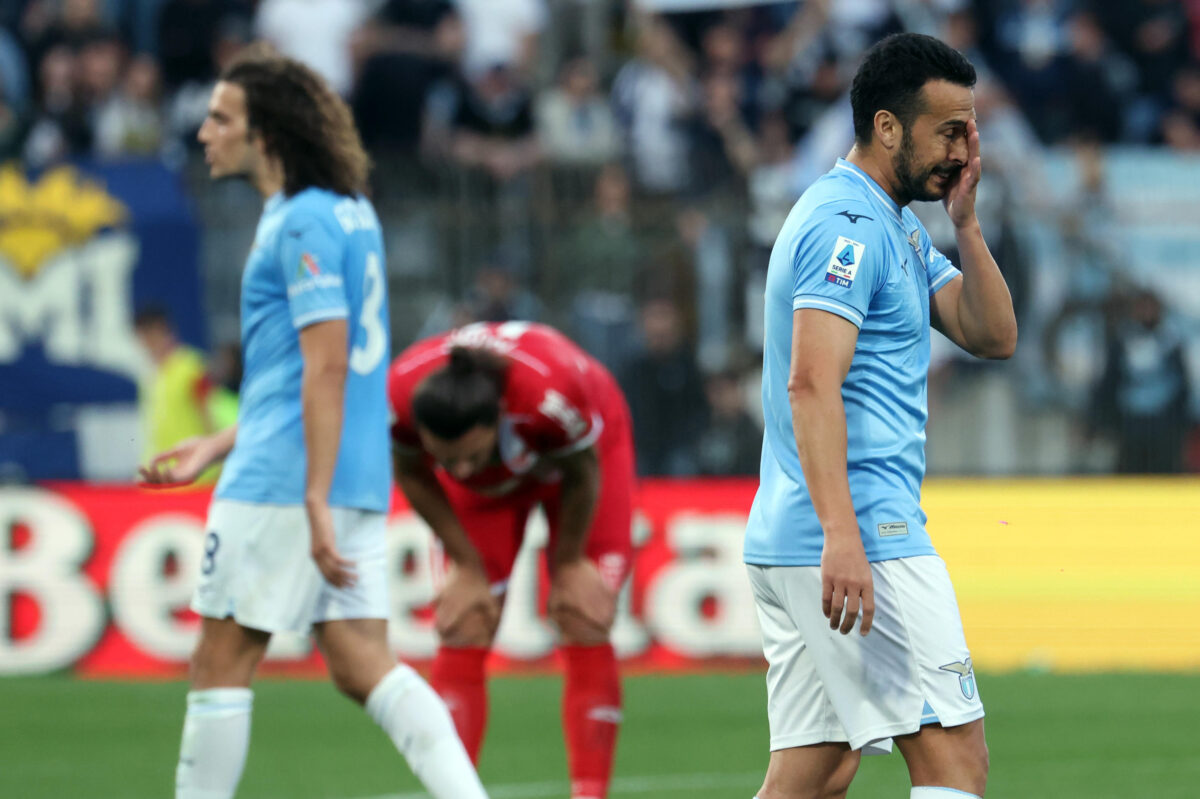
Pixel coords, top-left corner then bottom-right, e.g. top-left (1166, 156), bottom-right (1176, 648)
top-left (210, 425), bottom-right (238, 459)
top-left (393, 456), bottom-right (484, 570)
top-left (301, 364), bottom-right (345, 507)
top-left (550, 448), bottom-right (600, 566)
top-left (788, 382), bottom-right (860, 544)
top-left (953, 222), bottom-right (1018, 359)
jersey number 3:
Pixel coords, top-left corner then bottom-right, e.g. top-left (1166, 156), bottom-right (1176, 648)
top-left (350, 252), bottom-right (386, 375)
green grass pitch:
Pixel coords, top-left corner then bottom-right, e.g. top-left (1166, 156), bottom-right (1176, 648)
top-left (3, 671), bottom-right (1198, 798)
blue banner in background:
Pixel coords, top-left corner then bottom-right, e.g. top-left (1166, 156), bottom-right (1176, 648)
top-left (0, 160), bottom-right (205, 480)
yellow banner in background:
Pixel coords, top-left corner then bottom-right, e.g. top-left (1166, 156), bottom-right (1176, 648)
top-left (925, 478), bottom-right (1200, 672)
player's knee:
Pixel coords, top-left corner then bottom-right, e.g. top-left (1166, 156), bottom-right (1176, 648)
top-left (328, 661), bottom-right (377, 704)
top-left (549, 606), bottom-right (612, 645)
top-left (189, 637), bottom-right (254, 688)
top-left (439, 608), bottom-right (499, 648)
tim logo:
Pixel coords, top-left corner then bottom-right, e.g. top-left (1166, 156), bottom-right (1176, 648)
top-left (940, 658), bottom-right (977, 700)
top-left (0, 165), bottom-right (141, 379)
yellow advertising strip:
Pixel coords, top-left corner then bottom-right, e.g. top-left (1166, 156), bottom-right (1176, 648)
top-left (924, 478), bottom-right (1200, 673)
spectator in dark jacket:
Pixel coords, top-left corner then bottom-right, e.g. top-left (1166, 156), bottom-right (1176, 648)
top-left (619, 298), bottom-right (708, 476)
top-left (1090, 289), bottom-right (1192, 473)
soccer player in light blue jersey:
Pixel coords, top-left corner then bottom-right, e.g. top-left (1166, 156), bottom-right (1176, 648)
top-left (744, 34), bottom-right (1017, 799)
top-left (139, 45), bottom-right (488, 799)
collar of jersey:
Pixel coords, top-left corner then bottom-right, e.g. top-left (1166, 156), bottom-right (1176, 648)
top-left (264, 191), bottom-right (284, 214)
top-left (833, 158), bottom-right (902, 223)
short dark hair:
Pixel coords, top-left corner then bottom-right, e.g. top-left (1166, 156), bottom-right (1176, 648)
top-left (412, 347), bottom-right (507, 440)
top-left (850, 33), bottom-right (976, 145)
top-left (133, 305), bottom-right (171, 331)
top-left (221, 43), bottom-right (369, 197)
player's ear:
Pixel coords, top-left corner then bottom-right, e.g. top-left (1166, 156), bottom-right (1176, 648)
top-left (874, 110), bottom-right (900, 152)
top-left (247, 127), bottom-right (270, 157)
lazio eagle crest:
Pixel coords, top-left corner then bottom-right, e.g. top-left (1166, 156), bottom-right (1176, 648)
top-left (939, 657), bottom-right (977, 700)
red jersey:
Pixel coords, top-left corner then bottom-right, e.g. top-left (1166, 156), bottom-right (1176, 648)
top-left (388, 322), bottom-right (625, 495)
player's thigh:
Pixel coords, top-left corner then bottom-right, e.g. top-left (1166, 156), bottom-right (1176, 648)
top-left (192, 499), bottom-right (323, 636)
top-left (761, 559), bottom-right (967, 756)
top-left (544, 435), bottom-right (636, 594)
top-left (883, 556), bottom-right (986, 732)
top-left (437, 477), bottom-right (531, 589)
top-left (310, 508), bottom-right (392, 628)
top-left (314, 617), bottom-right (394, 703)
top-left (748, 566), bottom-right (851, 752)
top-left (894, 718), bottom-right (988, 794)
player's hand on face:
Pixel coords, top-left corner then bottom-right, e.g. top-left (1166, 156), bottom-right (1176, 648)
top-left (943, 118), bottom-right (982, 230)
top-left (435, 563), bottom-right (500, 641)
top-left (548, 558), bottom-right (616, 638)
top-left (137, 435), bottom-right (218, 486)
top-left (820, 535), bottom-right (875, 636)
top-left (308, 501), bottom-right (357, 589)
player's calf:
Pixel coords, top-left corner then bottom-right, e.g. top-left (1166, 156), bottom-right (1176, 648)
top-left (440, 605), bottom-right (501, 648)
top-left (317, 618), bottom-right (403, 705)
top-left (366, 663), bottom-right (490, 799)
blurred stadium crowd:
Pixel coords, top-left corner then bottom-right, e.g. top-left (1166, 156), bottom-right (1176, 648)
top-left (3, 0), bottom-right (1199, 477)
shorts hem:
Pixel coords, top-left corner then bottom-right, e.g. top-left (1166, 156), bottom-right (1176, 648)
top-left (191, 602), bottom-right (388, 635)
top-left (848, 707), bottom-right (986, 752)
top-left (919, 708), bottom-right (986, 731)
top-left (769, 729), bottom-right (848, 751)
top-left (192, 602), bottom-right (303, 635)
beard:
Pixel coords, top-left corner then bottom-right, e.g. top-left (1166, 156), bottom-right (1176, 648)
top-left (893, 128), bottom-right (961, 204)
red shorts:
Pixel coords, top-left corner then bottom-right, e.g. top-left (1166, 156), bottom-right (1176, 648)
top-left (436, 403), bottom-right (635, 594)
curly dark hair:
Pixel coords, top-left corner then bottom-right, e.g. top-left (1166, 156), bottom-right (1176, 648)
top-left (221, 44), bottom-right (369, 197)
top-left (850, 33), bottom-right (976, 146)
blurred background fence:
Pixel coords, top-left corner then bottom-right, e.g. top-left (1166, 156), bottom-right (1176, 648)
top-left (1, 0), bottom-right (1199, 481)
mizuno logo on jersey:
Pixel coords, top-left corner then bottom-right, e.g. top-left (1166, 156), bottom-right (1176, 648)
top-left (825, 235), bottom-right (865, 288)
top-left (836, 210), bottom-right (873, 224)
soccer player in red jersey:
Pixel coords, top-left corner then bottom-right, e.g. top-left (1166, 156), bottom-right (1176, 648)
top-left (388, 321), bottom-right (635, 799)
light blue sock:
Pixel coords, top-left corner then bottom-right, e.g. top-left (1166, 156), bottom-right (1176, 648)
top-left (911, 787), bottom-right (981, 798)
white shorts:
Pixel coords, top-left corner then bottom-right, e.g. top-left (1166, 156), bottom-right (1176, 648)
top-left (747, 555), bottom-right (984, 755)
top-left (192, 499), bottom-right (390, 634)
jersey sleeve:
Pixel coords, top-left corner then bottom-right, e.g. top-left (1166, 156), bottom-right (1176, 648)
top-left (278, 207), bottom-right (349, 330)
top-left (923, 230), bottom-right (961, 296)
top-left (517, 367), bottom-right (602, 456)
top-left (790, 206), bottom-right (887, 328)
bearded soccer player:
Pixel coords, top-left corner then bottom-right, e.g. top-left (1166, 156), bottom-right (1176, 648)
top-left (388, 321), bottom-right (634, 799)
top-left (138, 45), bottom-right (487, 799)
top-left (745, 34), bottom-right (1017, 799)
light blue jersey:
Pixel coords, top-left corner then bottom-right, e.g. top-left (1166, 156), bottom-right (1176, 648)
top-left (216, 188), bottom-right (391, 512)
top-left (745, 159), bottom-right (960, 566)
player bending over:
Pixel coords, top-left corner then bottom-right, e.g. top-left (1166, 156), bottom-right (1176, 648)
top-left (388, 321), bottom-right (634, 799)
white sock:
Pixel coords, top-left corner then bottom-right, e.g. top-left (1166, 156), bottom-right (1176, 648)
top-left (366, 664), bottom-right (489, 799)
top-left (175, 688), bottom-right (253, 799)
top-left (911, 788), bottom-right (982, 798)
